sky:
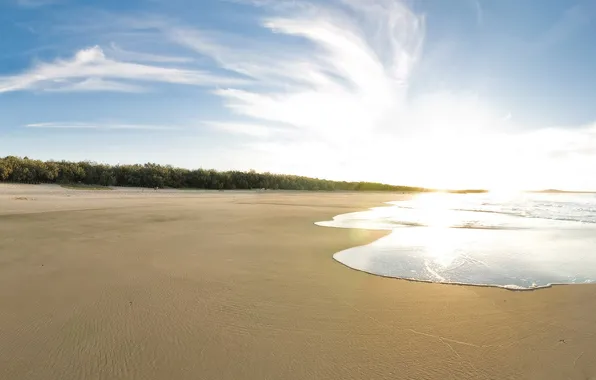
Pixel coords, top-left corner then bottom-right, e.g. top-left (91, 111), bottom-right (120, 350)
top-left (1, 0), bottom-right (596, 190)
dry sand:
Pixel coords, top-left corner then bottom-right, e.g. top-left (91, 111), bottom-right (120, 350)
top-left (1, 183), bottom-right (595, 380)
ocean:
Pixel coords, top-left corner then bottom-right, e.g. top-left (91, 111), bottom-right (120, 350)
top-left (316, 192), bottom-right (596, 290)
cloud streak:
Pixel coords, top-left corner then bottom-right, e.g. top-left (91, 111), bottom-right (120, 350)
top-left (44, 78), bottom-right (147, 93)
top-left (0, 45), bottom-right (245, 93)
top-left (15, 0), bottom-right (61, 8)
top-left (25, 122), bottom-right (180, 130)
top-left (5, 0), bottom-right (596, 189)
top-left (163, 0), bottom-right (596, 190)
top-left (470, 0), bottom-right (483, 25)
top-left (204, 121), bottom-right (295, 138)
top-left (107, 43), bottom-right (194, 64)
top-left (168, 0), bottom-right (423, 146)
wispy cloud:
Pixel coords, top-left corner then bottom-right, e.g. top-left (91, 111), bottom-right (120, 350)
top-left (161, 0), bottom-right (596, 189)
top-left (44, 78), bottom-right (147, 93)
top-left (204, 121), bottom-right (294, 138)
top-left (470, 0), bottom-right (483, 25)
top-left (167, 0), bottom-right (423, 145)
top-left (6, 0), bottom-right (596, 189)
top-left (25, 122), bottom-right (179, 130)
top-left (107, 43), bottom-right (194, 64)
top-left (0, 45), bottom-right (245, 93)
top-left (532, 4), bottom-right (592, 55)
top-left (15, 0), bottom-right (62, 8)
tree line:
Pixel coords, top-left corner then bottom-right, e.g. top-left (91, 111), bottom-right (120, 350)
top-left (0, 156), bottom-right (431, 192)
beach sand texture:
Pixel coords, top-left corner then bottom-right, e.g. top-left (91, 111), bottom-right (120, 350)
top-left (1, 184), bottom-right (595, 380)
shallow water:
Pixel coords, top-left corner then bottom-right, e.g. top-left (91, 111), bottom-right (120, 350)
top-left (316, 192), bottom-right (596, 289)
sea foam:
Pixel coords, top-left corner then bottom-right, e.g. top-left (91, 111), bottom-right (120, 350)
top-left (316, 193), bottom-right (596, 290)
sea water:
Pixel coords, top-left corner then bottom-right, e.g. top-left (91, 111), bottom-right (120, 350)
top-left (316, 192), bottom-right (596, 290)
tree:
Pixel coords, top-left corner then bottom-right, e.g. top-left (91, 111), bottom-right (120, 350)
top-left (0, 155), bottom-right (439, 192)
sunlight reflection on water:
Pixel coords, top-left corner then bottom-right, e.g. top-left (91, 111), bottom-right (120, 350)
top-left (316, 192), bottom-right (596, 289)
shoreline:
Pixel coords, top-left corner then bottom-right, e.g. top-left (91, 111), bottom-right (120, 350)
top-left (329, 256), bottom-right (577, 291)
top-left (317, 194), bottom-right (596, 290)
top-left (1, 184), bottom-right (595, 379)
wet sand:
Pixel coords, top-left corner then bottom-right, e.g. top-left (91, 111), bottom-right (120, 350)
top-left (1, 184), bottom-right (595, 379)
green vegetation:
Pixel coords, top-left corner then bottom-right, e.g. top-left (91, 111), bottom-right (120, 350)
top-left (0, 156), bottom-right (432, 192)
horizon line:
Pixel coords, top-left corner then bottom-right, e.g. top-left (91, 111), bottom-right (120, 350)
top-left (1, 155), bottom-right (594, 193)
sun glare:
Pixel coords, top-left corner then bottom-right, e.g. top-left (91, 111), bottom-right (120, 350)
top-left (383, 131), bottom-right (554, 193)
top-left (412, 193), bottom-right (456, 228)
top-left (488, 187), bottom-right (523, 200)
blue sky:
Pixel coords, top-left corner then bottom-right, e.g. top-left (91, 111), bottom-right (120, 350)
top-left (1, 0), bottom-right (596, 190)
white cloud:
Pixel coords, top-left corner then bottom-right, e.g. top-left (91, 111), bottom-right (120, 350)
top-left (7, 0), bottom-right (596, 189)
top-left (469, 0), bottom-right (483, 25)
top-left (0, 45), bottom-right (246, 93)
top-left (107, 43), bottom-right (194, 64)
top-left (168, 27), bottom-right (332, 90)
top-left (25, 122), bottom-right (179, 130)
top-left (15, 0), bottom-right (60, 8)
top-left (44, 78), bottom-right (146, 93)
top-left (164, 0), bottom-right (596, 190)
top-left (168, 0), bottom-right (422, 145)
top-left (204, 121), bottom-right (293, 138)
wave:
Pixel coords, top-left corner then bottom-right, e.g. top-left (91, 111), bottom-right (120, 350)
top-left (389, 221), bottom-right (527, 230)
top-left (331, 257), bottom-right (566, 291)
top-left (317, 194), bottom-right (596, 290)
top-left (449, 208), bottom-right (596, 225)
top-left (314, 219), bottom-right (526, 230)
top-left (389, 203), bottom-right (596, 225)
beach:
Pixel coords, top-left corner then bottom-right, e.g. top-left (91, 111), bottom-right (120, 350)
top-left (1, 184), bottom-right (595, 380)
